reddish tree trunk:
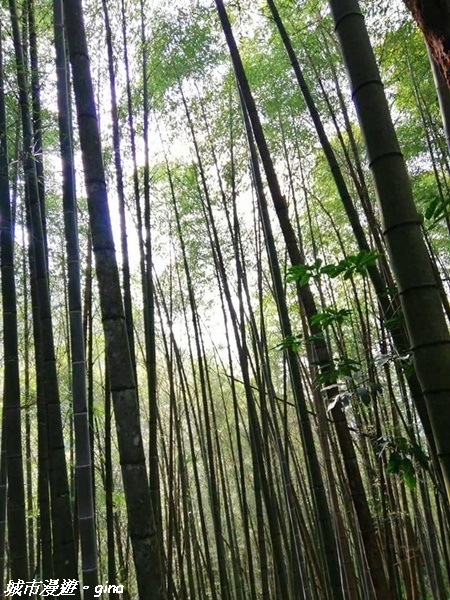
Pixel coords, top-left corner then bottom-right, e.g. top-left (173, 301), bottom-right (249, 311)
top-left (404, 0), bottom-right (450, 88)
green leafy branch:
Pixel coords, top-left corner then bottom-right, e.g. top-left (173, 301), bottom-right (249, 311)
top-left (326, 372), bottom-right (382, 411)
top-left (423, 194), bottom-right (450, 223)
top-left (274, 334), bottom-right (303, 353)
top-left (376, 436), bottom-right (429, 490)
top-left (316, 356), bottom-right (361, 387)
top-left (275, 305), bottom-right (351, 353)
top-left (310, 307), bottom-right (352, 329)
top-left (286, 250), bottom-right (379, 286)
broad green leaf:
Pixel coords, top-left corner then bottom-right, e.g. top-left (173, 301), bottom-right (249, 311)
top-left (356, 387), bottom-right (371, 406)
top-left (410, 443), bottom-right (429, 470)
top-left (387, 452), bottom-right (402, 474)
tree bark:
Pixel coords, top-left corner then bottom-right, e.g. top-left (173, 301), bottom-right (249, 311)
top-left (329, 0), bottom-right (450, 503)
top-left (63, 0), bottom-right (165, 596)
top-left (403, 0), bottom-right (450, 89)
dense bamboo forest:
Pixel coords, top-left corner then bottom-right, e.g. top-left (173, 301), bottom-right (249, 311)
top-left (0, 0), bottom-right (450, 598)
